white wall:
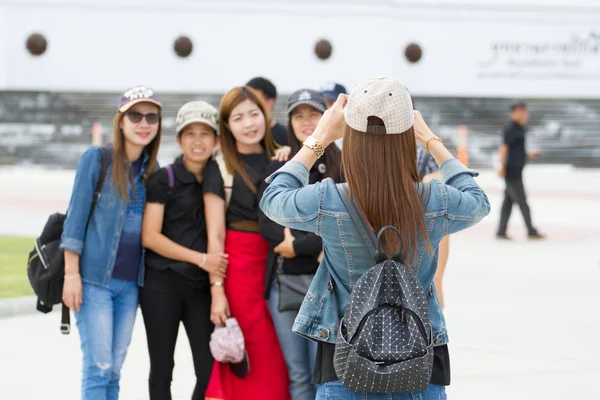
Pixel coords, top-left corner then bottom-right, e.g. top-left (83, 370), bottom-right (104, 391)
top-left (1, 0), bottom-right (599, 98)
top-left (0, 3), bottom-right (7, 89)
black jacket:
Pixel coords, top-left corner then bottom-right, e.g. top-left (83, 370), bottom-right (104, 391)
top-left (258, 158), bottom-right (338, 299)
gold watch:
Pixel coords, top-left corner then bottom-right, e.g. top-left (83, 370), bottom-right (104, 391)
top-left (303, 136), bottom-right (325, 158)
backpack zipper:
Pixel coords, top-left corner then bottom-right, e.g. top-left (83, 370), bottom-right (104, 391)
top-left (33, 239), bottom-right (49, 270)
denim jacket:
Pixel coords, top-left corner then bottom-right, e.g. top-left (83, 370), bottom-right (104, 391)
top-left (260, 158), bottom-right (491, 346)
top-left (60, 145), bottom-right (151, 288)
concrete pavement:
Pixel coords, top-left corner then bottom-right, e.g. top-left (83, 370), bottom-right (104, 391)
top-left (1, 164), bottom-right (599, 399)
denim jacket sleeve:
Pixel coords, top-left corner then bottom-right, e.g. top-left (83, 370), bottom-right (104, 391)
top-left (60, 147), bottom-right (103, 254)
top-left (259, 161), bottom-right (321, 235)
top-left (439, 158), bottom-right (491, 235)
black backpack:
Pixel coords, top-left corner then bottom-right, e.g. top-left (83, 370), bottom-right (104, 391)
top-left (27, 147), bottom-right (109, 334)
top-left (333, 183), bottom-right (434, 393)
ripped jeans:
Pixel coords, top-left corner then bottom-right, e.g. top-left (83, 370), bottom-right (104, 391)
top-left (75, 278), bottom-right (139, 400)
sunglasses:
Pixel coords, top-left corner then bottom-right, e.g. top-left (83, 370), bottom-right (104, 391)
top-left (125, 111), bottom-right (160, 124)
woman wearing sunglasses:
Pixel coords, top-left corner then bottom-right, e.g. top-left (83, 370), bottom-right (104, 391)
top-left (140, 101), bottom-right (229, 399)
top-left (60, 86), bottom-right (162, 399)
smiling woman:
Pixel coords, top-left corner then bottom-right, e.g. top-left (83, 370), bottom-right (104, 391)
top-left (203, 86), bottom-right (290, 400)
top-left (59, 85), bottom-right (163, 399)
top-left (140, 100), bottom-right (229, 399)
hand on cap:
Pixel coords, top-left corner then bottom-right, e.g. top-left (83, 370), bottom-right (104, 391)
top-left (312, 94), bottom-right (348, 147)
top-left (413, 111), bottom-right (436, 146)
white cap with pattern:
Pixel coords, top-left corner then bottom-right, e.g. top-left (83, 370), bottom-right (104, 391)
top-left (176, 101), bottom-right (219, 134)
top-left (344, 76), bottom-right (414, 135)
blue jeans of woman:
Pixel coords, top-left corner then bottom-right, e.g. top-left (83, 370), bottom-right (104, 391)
top-left (316, 380), bottom-right (447, 400)
top-left (267, 280), bottom-right (318, 400)
top-left (75, 278), bottom-right (139, 400)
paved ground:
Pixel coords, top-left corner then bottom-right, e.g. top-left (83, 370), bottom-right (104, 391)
top-left (1, 164), bottom-right (599, 399)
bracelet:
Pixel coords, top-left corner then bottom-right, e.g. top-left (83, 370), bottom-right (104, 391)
top-left (64, 274), bottom-right (80, 280)
top-left (425, 136), bottom-right (443, 153)
top-left (303, 136), bottom-right (325, 158)
top-left (210, 281), bottom-right (224, 288)
top-left (199, 253), bottom-right (207, 268)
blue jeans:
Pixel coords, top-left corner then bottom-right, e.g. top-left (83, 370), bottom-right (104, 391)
top-left (316, 381), bottom-right (447, 400)
top-left (75, 278), bottom-right (139, 400)
top-left (268, 280), bottom-right (318, 400)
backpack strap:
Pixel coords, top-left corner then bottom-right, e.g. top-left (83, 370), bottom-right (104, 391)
top-left (61, 146), bottom-right (109, 335)
top-left (336, 183), bottom-right (377, 258)
top-left (85, 146), bottom-right (109, 228)
top-left (215, 155), bottom-right (233, 208)
top-left (417, 181), bottom-right (431, 209)
top-left (165, 164), bottom-right (175, 188)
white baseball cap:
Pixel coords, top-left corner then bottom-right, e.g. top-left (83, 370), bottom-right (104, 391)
top-left (344, 76), bottom-right (414, 134)
top-left (176, 101), bottom-right (219, 134)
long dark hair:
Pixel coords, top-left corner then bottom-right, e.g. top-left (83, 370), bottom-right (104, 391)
top-left (342, 119), bottom-right (430, 263)
top-left (287, 115), bottom-right (342, 182)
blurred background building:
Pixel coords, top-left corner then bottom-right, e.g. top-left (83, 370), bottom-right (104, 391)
top-left (1, 0), bottom-right (599, 168)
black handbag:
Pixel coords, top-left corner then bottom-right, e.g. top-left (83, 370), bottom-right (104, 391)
top-left (275, 255), bottom-right (314, 312)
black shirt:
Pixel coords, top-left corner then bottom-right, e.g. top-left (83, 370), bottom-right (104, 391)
top-left (203, 153), bottom-right (270, 224)
top-left (258, 159), bottom-right (334, 298)
top-left (504, 121), bottom-right (527, 180)
top-left (313, 342), bottom-right (451, 387)
top-left (271, 122), bottom-right (288, 147)
top-left (144, 156), bottom-right (209, 287)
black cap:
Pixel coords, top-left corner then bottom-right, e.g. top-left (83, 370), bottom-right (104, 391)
top-left (286, 89), bottom-right (327, 116)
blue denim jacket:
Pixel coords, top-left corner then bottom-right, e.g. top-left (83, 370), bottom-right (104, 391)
top-left (260, 158), bottom-right (491, 346)
top-left (60, 146), bottom-right (151, 288)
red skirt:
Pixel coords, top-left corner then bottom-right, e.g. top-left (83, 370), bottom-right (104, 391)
top-left (205, 230), bottom-right (290, 400)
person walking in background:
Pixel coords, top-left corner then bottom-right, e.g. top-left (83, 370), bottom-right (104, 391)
top-left (203, 86), bottom-right (290, 400)
top-left (60, 86), bottom-right (163, 399)
top-left (140, 101), bottom-right (229, 399)
top-left (246, 77), bottom-right (288, 146)
top-left (497, 102), bottom-right (546, 240)
top-left (258, 89), bottom-right (342, 400)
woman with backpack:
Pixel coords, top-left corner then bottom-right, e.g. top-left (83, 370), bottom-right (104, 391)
top-left (258, 89), bottom-right (342, 400)
top-left (60, 86), bottom-right (163, 399)
top-left (260, 77), bottom-right (491, 399)
top-left (203, 86), bottom-right (290, 399)
top-left (140, 101), bottom-right (229, 399)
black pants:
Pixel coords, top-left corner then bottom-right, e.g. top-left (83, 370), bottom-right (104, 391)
top-left (139, 268), bottom-right (214, 400)
top-left (498, 178), bottom-right (537, 235)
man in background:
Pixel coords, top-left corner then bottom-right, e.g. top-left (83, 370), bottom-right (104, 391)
top-left (497, 102), bottom-right (545, 240)
top-left (246, 77), bottom-right (288, 146)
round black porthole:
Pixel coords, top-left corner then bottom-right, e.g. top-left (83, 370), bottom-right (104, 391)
top-left (26, 33), bottom-right (48, 56)
top-left (405, 43), bottom-right (422, 63)
top-left (174, 36), bottom-right (193, 58)
top-left (315, 39), bottom-right (333, 60)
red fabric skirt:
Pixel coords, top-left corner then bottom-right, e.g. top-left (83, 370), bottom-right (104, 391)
top-left (205, 229), bottom-right (290, 400)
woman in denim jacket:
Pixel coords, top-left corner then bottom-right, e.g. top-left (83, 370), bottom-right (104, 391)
top-left (260, 77), bottom-right (491, 400)
top-left (60, 86), bottom-right (162, 399)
